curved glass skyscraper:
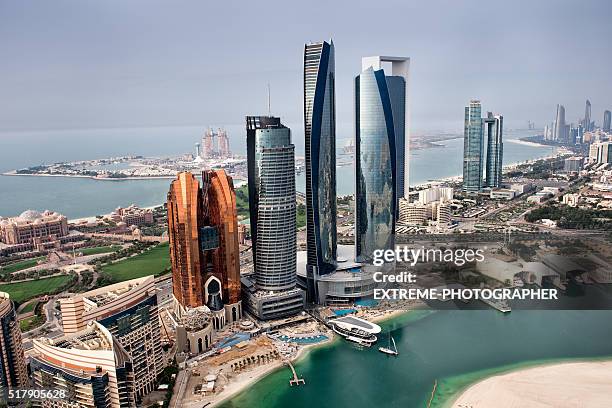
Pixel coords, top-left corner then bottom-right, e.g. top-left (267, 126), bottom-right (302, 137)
top-left (304, 40), bottom-right (337, 301)
top-left (355, 67), bottom-right (397, 262)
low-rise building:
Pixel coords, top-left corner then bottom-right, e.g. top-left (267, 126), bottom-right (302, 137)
top-left (490, 188), bottom-right (516, 200)
top-left (564, 156), bottom-right (584, 172)
top-left (0, 210), bottom-right (76, 254)
top-left (108, 205), bottom-right (154, 227)
top-left (509, 183), bottom-right (535, 195)
top-left (562, 193), bottom-right (580, 207)
top-left (59, 276), bottom-right (163, 398)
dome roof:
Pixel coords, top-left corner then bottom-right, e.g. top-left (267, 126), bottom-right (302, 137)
top-left (19, 210), bottom-right (42, 221)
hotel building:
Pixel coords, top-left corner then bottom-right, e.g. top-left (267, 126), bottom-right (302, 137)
top-left (167, 171), bottom-right (242, 330)
top-left (0, 292), bottom-right (28, 391)
top-left (31, 322), bottom-right (136, 408)
top-left (0, 210), bottom-right (81, 255)
top-left (59, 276), bottom-right (163, 398)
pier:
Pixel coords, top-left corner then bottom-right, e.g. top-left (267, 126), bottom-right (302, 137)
top-left (286, 361), bottom-right (305, 386)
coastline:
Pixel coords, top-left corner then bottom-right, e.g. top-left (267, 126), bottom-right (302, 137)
top-left (445, 358), bottom-right (612, 408)
top-left (208, 335), bottom-right (338, 408)
top-left (210, 309), bottom-right (413, 408)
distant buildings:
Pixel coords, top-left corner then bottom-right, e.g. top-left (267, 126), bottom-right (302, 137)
top-left (418, 186), bottom-right (453, 205)
top-left (398, 198), bottom-right (450, 228)
top-left (564, 156), bottom-right (584, 172)
top-left (201, 128), bottom-right (232, 159)
top-left (303, 40), bottom-right (338, 302)
top-left (484, 112), bottom-right (504, 188)
top-left (583, 99), bottom-right (592, 131)
top-left (59, 276), bottom-right (163, 398)
top-left (244, 116), bottom-right (304, 320)
top-left (354, 62), bottom-right (397, 263)
top-left (0, 209), bottom-right (68, 248)
top-left (167, 171), bottom-right (242, 324)
top-left (463, 100), bottom-right (484, 192)
top-left (604, 110), bottom-right (611, 133)
top-left (107, 204), bottom-right (154, 227)
top-left (589, 141), bottom-right (612, 164)
top-left (0, 292), bottom-right (28, 391)
top-left (553, 104), bottom-right (570, 143)
top-left (462, 101), bottom-right (504, 193)
top-left (31, 322), bottom-right (136, 408)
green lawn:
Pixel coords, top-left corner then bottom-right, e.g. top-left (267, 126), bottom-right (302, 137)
top-left (19, 300), bottom-right (39, 314)
top-left (0, 274), bottom-right (73, 303)
top-left (1, 257), bottom-right (44, 274)
top-left (80, 245), bottom-right (121, 256)
top-left (19, 314), bottom-right (45, 332)
top-left (100, 242), bottom-right (170, 283)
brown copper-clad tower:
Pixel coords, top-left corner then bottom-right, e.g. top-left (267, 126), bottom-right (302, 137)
top-left (167, 172), bottom-right (204, 308)
top-left (202, 170), bottom-right (241, 305)
top-left (167, 171), bottom-right (242, 324)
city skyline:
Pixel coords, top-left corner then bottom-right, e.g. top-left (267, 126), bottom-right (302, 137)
top-left (1, 0), bottom-right (611, 133)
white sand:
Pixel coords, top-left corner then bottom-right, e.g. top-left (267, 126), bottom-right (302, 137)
top-left (451, 361), bottom-right (612, 408)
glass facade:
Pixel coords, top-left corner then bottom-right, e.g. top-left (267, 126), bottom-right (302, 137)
top-left (463, 100), bottom-right (484, 193)
top-left (484, 112), bottom-right (503, 188)
top-left (355, 67), bottom-right (396, 262)
top-left (304, 40), bottom-right (337, 302)
top-left (253, 120), bottom-right (296, 291)
top-left (385, 76), bottom-right (406, 202)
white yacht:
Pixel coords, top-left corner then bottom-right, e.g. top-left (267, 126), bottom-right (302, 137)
top-left (331, 316), bottom-right (381, 346)
top-left (378, 335), bottom-right (399, 356)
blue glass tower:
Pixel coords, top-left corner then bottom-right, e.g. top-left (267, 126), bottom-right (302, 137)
top-left (484, 112), bottom-right (503, 188)
top-left (355, 67), bottom-right (396, 262)
top-left (303, 40), bottom-right (337, 302)
top-left (463, 100), bottom-right (484, 193)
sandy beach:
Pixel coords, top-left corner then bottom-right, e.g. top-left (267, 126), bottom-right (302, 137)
top-left (451, 360), bottom-right (612, 408)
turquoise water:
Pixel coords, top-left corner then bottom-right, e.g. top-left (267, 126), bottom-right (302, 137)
top-left (278, 335), bottom-right (329, 345)
top-left (332, 309), bottom-right (357, 316)
top-left (220, 310), bottom-right (612, 408)
top-left (0, 127), bottom-right (555, 218)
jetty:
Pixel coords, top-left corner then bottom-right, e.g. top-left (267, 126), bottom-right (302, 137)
top-left (286, 361), bottom-right (305, 386)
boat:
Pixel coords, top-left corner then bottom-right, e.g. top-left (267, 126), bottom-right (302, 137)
top-left (378, 334), bottom-right (399, 356)
top-left (346, 335), bottom-right (374, 347)
top-left (330, 315), bottom-right (380, 346)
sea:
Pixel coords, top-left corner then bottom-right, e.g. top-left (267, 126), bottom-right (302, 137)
top-left (220, 310), bottom-right (612, 408)
top-left (0, 125), bottom-right (556, 219)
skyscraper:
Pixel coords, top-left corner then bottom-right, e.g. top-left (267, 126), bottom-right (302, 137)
top-left (603, 110), bottom-right (611, 133)
top-left (553, 104), bottom-right (569, 142)
top-left (463, 100), bottom-right (484, 193)
top-left (303, 40), bottom-right (337, 302)
top-left (484, 112), bottom-right (504, 188)
top-left (354, 66), bottom-right (397, 262)
top-left (583, 99), bottom-right (592, 131)
top-left (244, 116), bottom-right (304, 319)
top-left (0, 292), bottom-right (28, 391)
top-left (167, 171), bottom-right (242, 322)
top-left (360, 55), bottom-right (410, 201)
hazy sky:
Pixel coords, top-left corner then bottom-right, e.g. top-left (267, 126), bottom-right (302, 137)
top-left (1, 0), bottom-right (610, 133)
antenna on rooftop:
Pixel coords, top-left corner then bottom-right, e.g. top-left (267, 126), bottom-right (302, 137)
top-left (267, 83), bottom-right (271, 116)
